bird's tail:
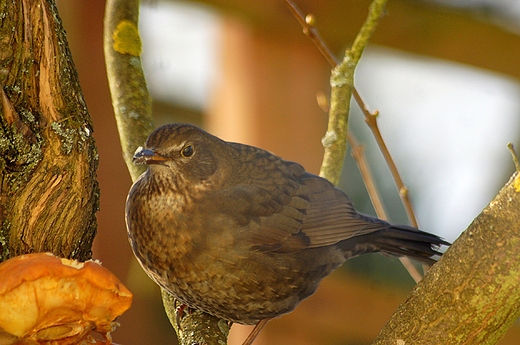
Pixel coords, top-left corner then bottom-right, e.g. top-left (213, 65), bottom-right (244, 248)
top-left (372, 225), bottom-right (449, 264)
top-left (338, 220), bottom-right (449, 265)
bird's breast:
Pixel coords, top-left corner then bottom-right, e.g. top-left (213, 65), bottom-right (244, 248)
top-left (127, 175), bottom-right (200, 270)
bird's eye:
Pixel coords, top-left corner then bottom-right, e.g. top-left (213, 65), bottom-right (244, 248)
top-left (181, 145), bottom-right (194, 158)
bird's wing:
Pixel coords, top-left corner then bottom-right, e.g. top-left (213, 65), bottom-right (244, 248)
top-left (216, 184), bottom-right (310, 249)
top-left (208, 155), bottom-right (312, 252)
top-left (298, 173), bottom-right (390, 248)
top-left (208, 148), bottom-right (390, 253)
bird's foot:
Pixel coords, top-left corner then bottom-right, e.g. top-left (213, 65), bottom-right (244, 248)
top-left (174, 299), bottom-right (193, 329)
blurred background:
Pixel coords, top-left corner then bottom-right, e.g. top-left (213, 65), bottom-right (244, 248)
top-left (57, 0), bottom-right (520, 344)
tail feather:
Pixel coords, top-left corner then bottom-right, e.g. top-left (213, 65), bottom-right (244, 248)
top-left (338, 223), bottom-right (449, 265)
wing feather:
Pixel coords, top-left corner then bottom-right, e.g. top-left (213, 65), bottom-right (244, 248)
top-left (208, 145), bottom-right (389, 253)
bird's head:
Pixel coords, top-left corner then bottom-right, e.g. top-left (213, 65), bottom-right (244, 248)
top-left (133, 124), bottom-right (220, 183)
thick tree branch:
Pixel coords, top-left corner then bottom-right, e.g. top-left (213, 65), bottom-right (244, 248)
top-left (161, 289), bottom-right (230, 345)
top-left (373, 172), bottom-right (520, 344)
top-left (104, 0), bottom-right (230, 343)
top-left (0, 0), bottom-right (98, 261)
top-left (104, 0), bottom-right (153, 182)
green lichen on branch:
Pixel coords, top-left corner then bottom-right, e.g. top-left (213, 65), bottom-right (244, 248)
top-left (50, 122), bottom-right (76, 154)
top-left (50, 120), bottom-right (93, 155)
top-left (104, 0), bottom-right (153, 183)
top-left (0, 124), bottom-right (42, 185)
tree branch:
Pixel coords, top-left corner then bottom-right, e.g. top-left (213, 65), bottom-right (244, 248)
top-left (373, 172), bottom-right (520, 344)
top-left (289, 0), bottom-right (422, 281)
top-left (161, 289), bottom-right (230, 345)
top-left (319, 0), bottom-right (388, 185)
top-left (286, 0), bottom-right (417, 228)
top-left (103, 0), bottom-right (230, 343)
top-left (104, 0), bottom-right (153, 182)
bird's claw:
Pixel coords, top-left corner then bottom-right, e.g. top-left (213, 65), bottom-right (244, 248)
top-left (174, 299), bottom-right (193, 330)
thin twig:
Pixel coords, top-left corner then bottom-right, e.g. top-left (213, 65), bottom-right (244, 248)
top-left (322, 94), bottom-right (422, 283)
top-left (284, 0), bottom-right (380, 120)
top-left (349, 138), bottom-right (420, 287)
top-left (507, 142), bottom-right (520, 172)
top-left (347, 133), bottom-right (387, 220)
top-left (289, 0), bottom-right (423, 281)
top-left (284, 2), bottom-right (339, 66)
top-left (286, 0), bottom-right (418, 228)
top-left (364, 112), bottom-right (418, 227)
top-left (317, 91), bottom-right (388, 219)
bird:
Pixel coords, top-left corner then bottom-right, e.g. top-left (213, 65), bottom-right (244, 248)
top-left (125, 123), bottom-right (448, 340)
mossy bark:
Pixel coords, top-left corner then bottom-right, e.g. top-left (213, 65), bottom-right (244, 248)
top-left (0, 0), bottom-right (98, 261)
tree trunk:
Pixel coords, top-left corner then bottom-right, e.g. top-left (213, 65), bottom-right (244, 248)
top-left (0, 0), bottom-right (98, 262)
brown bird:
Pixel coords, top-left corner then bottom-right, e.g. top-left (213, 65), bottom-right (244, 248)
top-left (125, 123), bottom-right (448, 338)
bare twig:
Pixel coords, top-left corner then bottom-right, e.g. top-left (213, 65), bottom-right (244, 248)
top-left (508, 142), bottom-right (520, 172)
top-left (287, 0), bottom-right (418, 225)
top-left (364, 111), bottom-right (419, 227)
top-left (289, 0), bottom-right (422, 281)
top-left (350, 134), bottom-right (425, 282)
top-left (285, 0), bottom-right (418, 229)
top-left (321, 94), bottom-right (422, 283)
top-left (286, 0), bottom-right (417, 223)
top-left (347, 133), bottom-right (387, 219)
top-left (284, 2), bottom-right (339, 66)
top-left (284, 0), bottom-right (382, 121)
top-left (317, 92), bottom-right (388, 219)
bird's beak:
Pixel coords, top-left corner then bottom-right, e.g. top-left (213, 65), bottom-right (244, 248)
top-left (133, 147), bottom-right (169, 165)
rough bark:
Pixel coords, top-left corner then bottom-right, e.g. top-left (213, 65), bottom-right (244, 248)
top-left (373, 173), bottom-right (520, 345)
top-left (0, 0), bottom-right (98, 261)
